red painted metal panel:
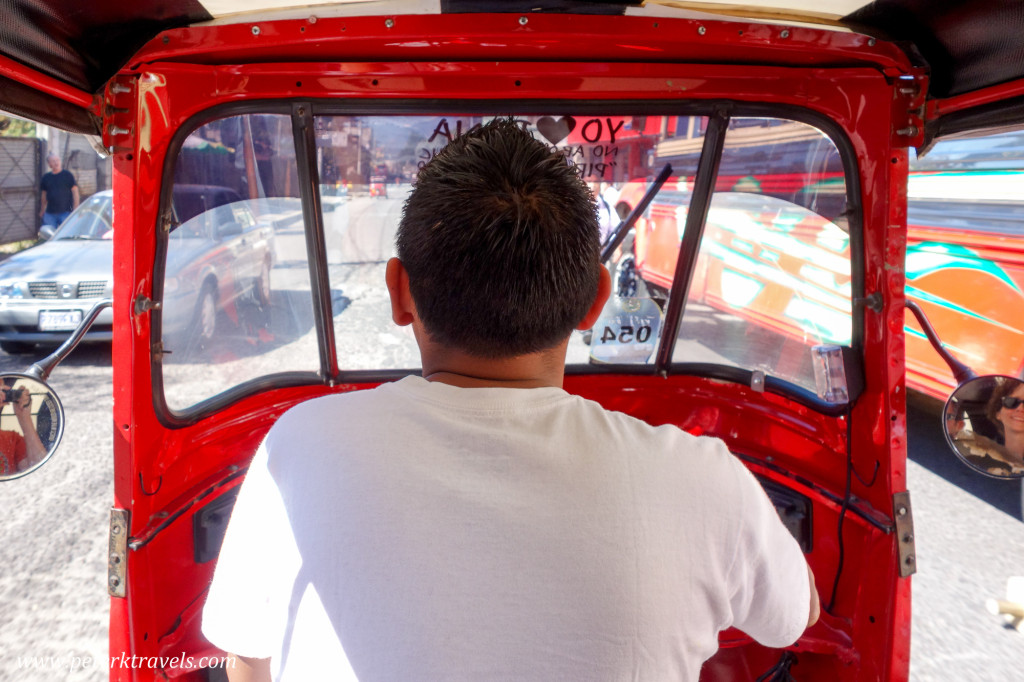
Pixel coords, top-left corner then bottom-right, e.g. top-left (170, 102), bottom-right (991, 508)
top-left (100, 14), bottom-right (914, 681)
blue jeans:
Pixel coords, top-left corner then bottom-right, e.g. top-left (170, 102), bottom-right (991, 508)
top-left (42, 211), bottom-right (71, 229)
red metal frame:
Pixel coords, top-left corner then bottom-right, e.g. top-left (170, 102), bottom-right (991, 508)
top-left (103, 14), bottom-right (914, 681)
top-left (0, 52), bottom-right (97, 109)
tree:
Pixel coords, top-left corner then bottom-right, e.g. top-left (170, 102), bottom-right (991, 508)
top-left (0, 116), bottom-right (37, 137)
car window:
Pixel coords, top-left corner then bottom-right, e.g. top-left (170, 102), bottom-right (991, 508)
top-left (314, 114), bottom-right (662, 373)
top-left (573, 116), bottom-right (852, 400)
top-left (160, 111), bottom-right (853, 413)
top-left (53, 194), bottom-right (113, 240)
top-left (160, 113), bottom-right (319, 413)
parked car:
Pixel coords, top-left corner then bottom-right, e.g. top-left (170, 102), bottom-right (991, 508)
top-left (0, 186), bottom-right (274, 355)
top-left (0, 191), bottom-right (115, 353)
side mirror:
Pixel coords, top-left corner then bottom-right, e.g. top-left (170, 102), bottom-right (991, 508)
top-left (0, 298), bottom-right (110, 481)
top-left (0, 374), bottom-right (65, 480)
top-left (38, 225), bottom-right (56, 241)
top-left (944, 375), bottom-right (1024, 479)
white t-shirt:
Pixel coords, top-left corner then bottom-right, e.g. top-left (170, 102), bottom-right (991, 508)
top-left (202, 376), bottom-right (809, 681)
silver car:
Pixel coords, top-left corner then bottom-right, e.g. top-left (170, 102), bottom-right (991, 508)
top-left (0, 191), bottom-right (115, 353)
top-left (0, 186), bottom-right (274, 354)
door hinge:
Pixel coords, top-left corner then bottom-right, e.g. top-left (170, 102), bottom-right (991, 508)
top-left (892, 491), bottom-right (917, 577)
top-left (891, 70), bottom-right (928, 149)
top-left (102, 76), bottom-right (136, 153)
top-left (108, 508), bottom-right (129, 598)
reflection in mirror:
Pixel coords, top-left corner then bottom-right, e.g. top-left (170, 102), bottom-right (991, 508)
top-left (0, 374), bottom-right (64, 481)
top-left (944, 375), bottom-right (1024, 479)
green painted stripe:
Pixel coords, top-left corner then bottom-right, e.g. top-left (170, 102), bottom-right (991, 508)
top-left (905, 242), bottom-right (1020, 292)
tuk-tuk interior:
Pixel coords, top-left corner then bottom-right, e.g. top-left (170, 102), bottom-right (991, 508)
top-left (3, 2), bottom-right (1024, 680)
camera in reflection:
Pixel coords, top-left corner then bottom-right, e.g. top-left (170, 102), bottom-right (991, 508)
top-left (2, 388), bottom-right (24, 403)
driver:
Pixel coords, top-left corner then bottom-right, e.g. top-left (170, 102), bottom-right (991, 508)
top-left (0, 379), bottom-right (47, 475)
top-left (202, 117), bottom-right (819, 681)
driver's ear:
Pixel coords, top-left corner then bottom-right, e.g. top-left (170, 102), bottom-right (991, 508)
top-left (386, 257), bottom-right (417, 327)
top-left (576, 266), bottom-right (612, 331)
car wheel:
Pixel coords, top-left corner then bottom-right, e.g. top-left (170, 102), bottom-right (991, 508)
top-left (191, 281), bottom-right (218, 348)
top-left (0, 341), bottom-right (36, 355)
top-left (255, 258), bottom-right (272, 306)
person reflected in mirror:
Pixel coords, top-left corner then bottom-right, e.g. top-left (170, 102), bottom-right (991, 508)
top-left (952, 378), bottom-right (1024, 476)
top-left (0, 379), bottom-right (47, 475)
top-left (985, 378), bottom-right (1024, 473)
top-left (202, 117), bottom-right (818, 682)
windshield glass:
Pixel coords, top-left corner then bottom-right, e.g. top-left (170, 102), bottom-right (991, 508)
top-left (161, 111), bottom-right (852, 412)
top-left (52, 193), bottom-right (113, 240)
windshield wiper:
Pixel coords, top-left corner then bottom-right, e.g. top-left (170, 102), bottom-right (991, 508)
top-left (599, 163), bottom-right (673, 264)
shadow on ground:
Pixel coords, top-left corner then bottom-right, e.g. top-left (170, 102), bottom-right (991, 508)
top-left (907, 390), bottom-right (1022, 521)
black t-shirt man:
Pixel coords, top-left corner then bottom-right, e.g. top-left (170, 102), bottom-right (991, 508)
top-left (40, 169), bottom-right (77, 213)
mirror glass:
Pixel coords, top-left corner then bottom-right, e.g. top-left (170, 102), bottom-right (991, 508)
top-left (944, 375), bottom-right (1024, 478)
top-left (0, 374), bottom-right (64, 481)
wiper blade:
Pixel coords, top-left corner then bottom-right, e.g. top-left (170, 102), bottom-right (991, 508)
top-left (600, 163), bottom-right (673, 263)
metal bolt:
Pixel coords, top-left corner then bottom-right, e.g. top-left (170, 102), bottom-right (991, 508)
top-left (905, 555), bottom-right (915, 565)
top-left (111, 524), bottom-right (122, 535)
top-left (109, 576), bottom-right (120, 587)
top-left (519, 16), bottom-right (528, 25)
top-left (308, 15), bottom-right (317, 24)
top-left (110, 83), bottom-right (131, 94)
top-left (780, 29), bottom-right (790, 39)
top-left (868, 38), bottom-right (876, 46)
top-left (698, 26), bottom-right (706, 35)
top-left (385, 18), bottom-right (394, 28)
top-left (108, 126), bottom-right (130, 136)
top-left (109, 553), bottom-right (121, 564)
top-left (903, 533), bottom-right (913, 543)
top-left (896, 126), bottom-right (919, 137)
top-left (897, 506), bottom-right (907, 516)
top-left (251, 25), bottom-right (260, 36)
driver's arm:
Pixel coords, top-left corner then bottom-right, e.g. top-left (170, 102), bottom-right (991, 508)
top-left (226, 655), bottom-right (271, 682)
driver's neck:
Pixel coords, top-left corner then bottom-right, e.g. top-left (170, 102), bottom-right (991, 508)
top-left (419, 340), bottom-right (569, 389)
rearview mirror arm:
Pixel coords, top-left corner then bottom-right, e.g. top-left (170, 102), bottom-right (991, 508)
top-left (904, 300), bottom-right (977, 384)
top-left (26, 298), bottom-right (113, 382)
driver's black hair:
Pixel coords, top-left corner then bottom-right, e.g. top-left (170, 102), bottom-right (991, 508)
top-left (396, 116), bottom-right (601, 358)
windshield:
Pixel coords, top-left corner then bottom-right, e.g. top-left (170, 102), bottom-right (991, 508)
top-left (159, 112), bottom-right (852, 413)
top-left (52, 193), bottom-right (113, 240)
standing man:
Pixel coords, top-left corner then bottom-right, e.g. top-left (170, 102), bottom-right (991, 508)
top-left (39, 153), bottom-right (79, 230)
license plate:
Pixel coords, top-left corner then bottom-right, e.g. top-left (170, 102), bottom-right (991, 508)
top-left (38, 310), bottom-right (83, 332)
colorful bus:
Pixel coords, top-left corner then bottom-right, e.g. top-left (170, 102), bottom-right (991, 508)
top-left (615, 123), bottom-right (1024, 400)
